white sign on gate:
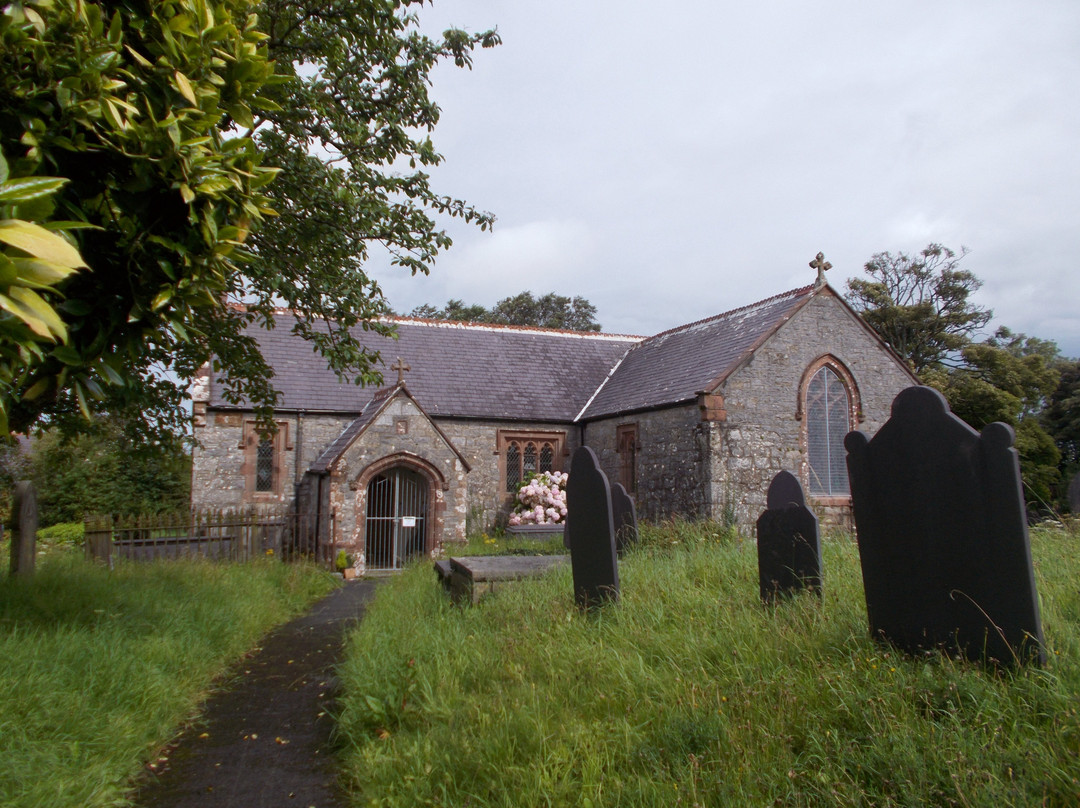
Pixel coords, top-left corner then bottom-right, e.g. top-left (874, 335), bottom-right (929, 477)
top-left (401, 516), bottom-right (417, 528)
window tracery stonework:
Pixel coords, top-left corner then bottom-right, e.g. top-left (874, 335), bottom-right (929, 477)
top-left (497, 430), bottom-right (566, 494)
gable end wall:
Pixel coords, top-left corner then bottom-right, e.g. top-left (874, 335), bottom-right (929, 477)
top-left (714, 292), bottom-right (915, 527)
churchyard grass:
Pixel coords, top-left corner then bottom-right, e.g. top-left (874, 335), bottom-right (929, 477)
top-left (0, 553), bottom-right (337, 808)
top-left (336, 521), bottom-right (1080, 807)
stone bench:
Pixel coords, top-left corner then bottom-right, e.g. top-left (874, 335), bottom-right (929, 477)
top-left (436, 554), bottom-right (569, 604)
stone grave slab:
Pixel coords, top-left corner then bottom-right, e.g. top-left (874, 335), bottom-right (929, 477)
top-left (447, 555), bottom-right (569, 605)
top-left (566, 446), bottom-right (619, 609)
top-left (9, 481), bottom-right (37, 577)
top-left (845, 385), bottom-right (1045, 666)
top-left (756, 470), bottom-right (821, 603)
top-left (611, 482), bottom-right (638, 557)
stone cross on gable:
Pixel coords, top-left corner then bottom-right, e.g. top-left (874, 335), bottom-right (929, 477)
top-left (810, 252), bottom-right (832, 288)
top-left (390, 357), bottom-right (411, 385)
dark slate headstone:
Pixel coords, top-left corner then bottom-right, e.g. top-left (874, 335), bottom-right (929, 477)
top-left (611, 482), bottom-right (638, 557)
top-left (10, 481), bottom-right (38, 577)
top-left (756, 470), bottom-right (821, 604)
top-left (566, 447), bottom-right (619, 609)
top-left (1068, 472), bottom-right (1080, 515)
top-left (845, 386), bottom-right (1045, 666)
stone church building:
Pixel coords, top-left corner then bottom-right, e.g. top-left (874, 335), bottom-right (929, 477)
top-left (190, 268), bottom-right (917, 572)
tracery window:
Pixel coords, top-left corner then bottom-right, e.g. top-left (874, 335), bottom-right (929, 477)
top-left (255, 438), bottom-right (275, 492)
top-left (499, 431), bottom-right (565, 494)
top-left (242, 420), bottom-right (291, 501)
top-left (805, 366), bottom-right (853, 496)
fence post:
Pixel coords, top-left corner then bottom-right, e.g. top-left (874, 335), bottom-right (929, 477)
top-left (84, 515), bottom-right (113, 567)
top-left (10, 481), bottom-right (38, 577)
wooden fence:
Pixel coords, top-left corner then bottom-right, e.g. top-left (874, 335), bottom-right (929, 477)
top-left (84, 508), bottom-right (335, 566)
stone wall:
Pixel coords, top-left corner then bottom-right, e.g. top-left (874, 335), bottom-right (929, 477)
top-left (584, 406), bottom-right (709, 522)
top-left (713, 290), bottom-right (916, 529)
top-left (191, 410), bottom-right (356, 510)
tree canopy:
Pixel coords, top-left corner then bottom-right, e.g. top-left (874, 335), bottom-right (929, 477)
top-left (847, 244), bottom-right (1065, 506)
top-left (411, 291), bottom-right (602, 331)
top-left (0, 0), bottom-right (498, 440)
top-left (846, 244), bottom-right (991, 374)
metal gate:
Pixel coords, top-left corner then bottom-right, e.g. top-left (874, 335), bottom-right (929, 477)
top-left (365, 467), bottom-right (428, 570)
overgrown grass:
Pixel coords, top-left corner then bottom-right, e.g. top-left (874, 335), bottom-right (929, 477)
top-left (336, 524), bottom-right (1080, 807)
top-left (0, 554), bottom-right (337, 808)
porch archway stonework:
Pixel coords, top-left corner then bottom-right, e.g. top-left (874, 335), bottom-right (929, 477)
top-left (350, 452), bottom-right (448, 559)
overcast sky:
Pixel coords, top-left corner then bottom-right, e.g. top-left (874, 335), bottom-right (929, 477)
top-left (368, 1), bottom-right (1080, 357)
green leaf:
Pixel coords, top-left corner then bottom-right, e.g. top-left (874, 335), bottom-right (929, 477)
top-left (174, 71), bottom-right (198, 106)
top-left (0, 220), bottom-right (87, 268)
top-left (0, 291), bottom-right (56, 340)
top-left (11, 257), bottom-right (80, 287)
top-left (7, 286), bottom-right (68, 340)
top-left (151, 287), bottom-right (174, 310)
top-left (102, 98), bottom-right (125, 131)
top-left (0, 177), bottom-right (68, 203)
top-left (51, 345), bottom-right (83, 365)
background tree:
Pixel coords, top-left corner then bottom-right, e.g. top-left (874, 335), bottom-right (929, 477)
top-left (412, 299), bottom-right (490, 322)
top-left (1, 0), bottom-right (498, 441)
top-left (921, 328), bottom-right (1062, 504)
top-left (27, 417), bottom-right (191, 525)
top-left (846, 244), bottom-right (990, 374)
top-left (847, 245), bottom-right (1062, 507)
top-left (411, 291), bottom-right (602, 331)
top-left (1043, 360), bottom-right (1080, 501)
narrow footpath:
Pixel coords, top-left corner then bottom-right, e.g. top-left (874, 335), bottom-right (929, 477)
top-left (135, 579), bottom-right (379, 808)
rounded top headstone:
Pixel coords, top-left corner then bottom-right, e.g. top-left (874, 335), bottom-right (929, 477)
top-left (980, 421), bottom-right (1016, 453)
top-left (891, 385), bottom-right (949, 419)
top-left (766, 470), bottom-right (806, 510)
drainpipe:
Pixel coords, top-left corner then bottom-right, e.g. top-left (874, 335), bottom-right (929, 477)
top-left (296, 410), bottom-right (305, 484)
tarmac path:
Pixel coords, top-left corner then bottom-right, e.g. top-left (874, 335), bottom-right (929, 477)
top-left (135, 579), bottom-right (379, 808)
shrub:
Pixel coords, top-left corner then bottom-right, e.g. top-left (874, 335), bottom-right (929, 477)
top-left (36, 522), bottom-right (84, 545)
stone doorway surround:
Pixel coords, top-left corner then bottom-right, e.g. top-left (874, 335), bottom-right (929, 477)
top-left (352, 452), bottom-right (446, 571)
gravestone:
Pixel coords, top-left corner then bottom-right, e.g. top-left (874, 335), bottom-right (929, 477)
top-left (1068, 472), bottom-right (1080, 514)
top-left (565, 446), bottom-right (619, 609)
top-left (611, 482), bottom-right (638, 556)
top-left (10, 481), bottom-right (38, 577)
top-left (756, 470), bottom-right (821, 603)
top-left (845, 385), bottom-right (1045, 666)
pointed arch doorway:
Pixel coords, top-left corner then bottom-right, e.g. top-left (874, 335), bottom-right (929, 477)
top-left (364, 466), bottom-right (429, 571)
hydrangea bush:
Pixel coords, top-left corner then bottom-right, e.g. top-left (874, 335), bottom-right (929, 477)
top-left (508, 471), bottom-right (568, 526)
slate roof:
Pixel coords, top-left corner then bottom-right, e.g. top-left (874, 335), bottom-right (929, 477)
top-left (208, 285), bottom-right (821, 423)
top-left (577, 286), bottom-right (815, 420)
top-left (209, 314), bottom-right (638, 422)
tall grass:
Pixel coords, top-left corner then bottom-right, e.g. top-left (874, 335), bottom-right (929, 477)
top-left (336, 524), bottom-right (1080, 807)
top-left (0, 554), bottom-right (337, 808)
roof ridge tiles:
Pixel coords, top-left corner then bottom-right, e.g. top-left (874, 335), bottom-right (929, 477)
top-left (643, 285), bottom-right (815, 342)
top-left (383, 316), bottom-right (643, 341)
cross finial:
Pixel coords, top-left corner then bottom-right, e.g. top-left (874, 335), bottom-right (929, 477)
top-left (810, 252), bottom-right (832, 288)
top-left (390, 357), bottom-right (411, 385)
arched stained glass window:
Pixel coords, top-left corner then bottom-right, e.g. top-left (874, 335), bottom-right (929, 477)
top-left (806, 366), bottom-right (852, 496)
